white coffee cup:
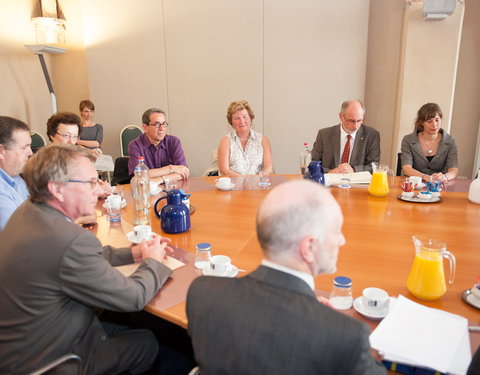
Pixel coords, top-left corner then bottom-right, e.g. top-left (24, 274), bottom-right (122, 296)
top-left (106, 194), bottom-right (122, 209)
top-left (209, 255), bottom-right (231, 275)
top-left (133, 225), bottom-right (152, 241)
top-left (471, 285), bottom-right (480, 302)
top-left (408, 176), bottom-right (422, 187)
top-left (150, 181), bottom-right (160, 194)
top-left (216, 177), bottom-right (231, 188)
top-left (362, 287), bottom-right (389, 315)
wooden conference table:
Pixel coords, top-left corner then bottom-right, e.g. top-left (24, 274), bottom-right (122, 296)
top-left (92, 175), bottom-right (480, 349)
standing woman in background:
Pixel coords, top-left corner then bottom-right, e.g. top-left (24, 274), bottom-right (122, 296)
top-left (401, 103), bottom-right (458, 182)
top-left (218, 100), bottom-right (273, 177)
top-left (77, 99), bottom-right (103, 151)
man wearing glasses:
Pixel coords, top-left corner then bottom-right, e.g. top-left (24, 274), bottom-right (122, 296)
top-left (311, 100), bottom-right (380, 173)
top-left (0, 116), bottom-right (32, 231)
top-left (0, 145), bottom-right (173, 374)
top-left (128, 108), bottom-right (189, 184)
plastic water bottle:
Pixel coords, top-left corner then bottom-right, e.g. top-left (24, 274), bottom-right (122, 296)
top-left (300, 143), bottom-right (312, 175)
top-left (131, 166), bottom-right (150, 225)
top-left (137, 156), bottom-right (150, 196)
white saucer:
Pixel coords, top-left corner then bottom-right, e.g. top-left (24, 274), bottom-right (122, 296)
top-left (126, 231), bottom-right (156, 244)
top-left (103, 199), bottom-right (127, 209)
top-left (216, 183), bottom-right (235, 191)
top-left (202, 265), bottom-right (238, 278)
top-left (414, 182), bottom-right (426, 189)
top-left (353, 296), bottom-right (396, 320)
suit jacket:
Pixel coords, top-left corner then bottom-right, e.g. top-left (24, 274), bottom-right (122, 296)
top-left (187, 266), bottom-right (386, 375)
top-left (400, 129), bottom-right (458, 175)
top-left (0, 200), bottom-right (172, 374)
top-left (311, 124), bottom-right (380, 172)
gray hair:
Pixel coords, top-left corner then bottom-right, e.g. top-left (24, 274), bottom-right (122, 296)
top-left (340, 100), bottom-right (365, 115)
top-left (256, 182), bottom-right (333, 257)
top-left (23, 145), bottom-right (95, 203)
top-left (142, 108), bottom-right (166, 125)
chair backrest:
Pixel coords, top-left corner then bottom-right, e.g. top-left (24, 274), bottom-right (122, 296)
top-left (396, 152), bottom-right (402, 176)
top-left (112, 156), bottom-right (131, 186)
top-left (203, 149), bottom-right (219, 176)
top-left (30, 132), bottom-right (46, 153)
top-left (120, 125), bottom-right (143, 157)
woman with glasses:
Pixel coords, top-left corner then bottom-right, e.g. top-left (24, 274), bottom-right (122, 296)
top-left (401, 103), bottom-right (458, 183)
top-left (218, 100), bottom-right (273, 177)
top-left (47, 112), bottom-right (111, 200)
top-left (77, 99), bottom-right (103, 152)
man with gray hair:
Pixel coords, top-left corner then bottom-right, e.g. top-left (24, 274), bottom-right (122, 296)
top-left (0, 116), bottom-right (32, 230)
top-left (311, 100), bottom-right (380, 173)
top-left (0, 145), bottom-right (173, 374)
top-left (186, 180), bottom-right (386, 374)
top-left (128, 108), bottom-right (189, 184)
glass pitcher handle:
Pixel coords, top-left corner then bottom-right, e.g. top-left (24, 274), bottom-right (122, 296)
top-left (443, 250), bottom-right (456, 284)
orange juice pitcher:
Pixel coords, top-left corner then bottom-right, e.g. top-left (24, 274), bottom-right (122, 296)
top-left (368, 163), bottom-right (394, 197)
top-left (406, 235), bottom-right (456, 301)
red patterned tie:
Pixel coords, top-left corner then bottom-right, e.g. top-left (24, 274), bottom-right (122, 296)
top-left (341, 135), bottom-right (351, 164)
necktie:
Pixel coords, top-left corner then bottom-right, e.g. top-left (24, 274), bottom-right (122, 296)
top-left (341, 135), bottom-right (351, 164)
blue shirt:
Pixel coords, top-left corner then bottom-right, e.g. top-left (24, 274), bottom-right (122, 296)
top-left (0, 169), bottom-right (29, 231)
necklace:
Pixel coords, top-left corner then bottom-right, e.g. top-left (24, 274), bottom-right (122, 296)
top-left (420, 133), bottom-right (437, 154)
top-left (238, 136), bottom-right (250, 141)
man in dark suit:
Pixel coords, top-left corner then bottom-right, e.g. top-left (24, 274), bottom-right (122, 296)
top-left (186, 180), bottom-right (386, 374)
top-left (0, 145), bottom-right (172, 374)
top-left (311, 100), bottom-right (380, 173)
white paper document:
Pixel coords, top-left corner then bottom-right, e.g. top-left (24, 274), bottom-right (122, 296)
top-left (325, 171), bottom-right (372, 185)
top-left (369, 295), bottom-right (471, 374)
top-left (115, 256), bottom-right (185, 277)
top-left (93, 154), bottom-right (114, 172)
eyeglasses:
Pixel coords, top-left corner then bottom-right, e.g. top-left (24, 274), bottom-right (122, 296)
top-left (147, 121), bottom-right (169, 128)
top-left (67, 178), bottom-right (98, 189)
top-left (342, 117), bottom-right (363, 125)
top-left (56, 132), bottom-right (79, 141)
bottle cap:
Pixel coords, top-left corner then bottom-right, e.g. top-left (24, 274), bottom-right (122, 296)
top-left (196, 243), bottom-right (211, 251)
top-left (138, 156), bottom-right (144, 161)
top-left (333, 276), bottom-right (352, 288)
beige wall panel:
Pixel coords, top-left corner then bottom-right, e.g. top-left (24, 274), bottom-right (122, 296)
top-left (451, 0), bottom-right (480, 178)
top-left (82, 0), bottom-right (168, 159)
top-left (364, 0), bottom-right (404, 168)
top-left (52, 0), bottom-right (90, 116)
top-left (393, 3), bottom-right (464, 165)
top-left (162, 0), bottom-right (263, 177)
top-left (0, 0), bottom-right (53, 135)
top-left (263, 0), bottom-right (370, 173)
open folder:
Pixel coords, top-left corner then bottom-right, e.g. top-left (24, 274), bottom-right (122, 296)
top-left (369, 295), bottom-right (471, 375)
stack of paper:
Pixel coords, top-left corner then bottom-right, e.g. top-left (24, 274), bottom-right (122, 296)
top-left (325, 171), bottom-right (372, 185)
top-left (370, 295), bottom-right (471, 375)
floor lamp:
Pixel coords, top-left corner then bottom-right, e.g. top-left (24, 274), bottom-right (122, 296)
top-left (24, 44), bottom-right (66, 114)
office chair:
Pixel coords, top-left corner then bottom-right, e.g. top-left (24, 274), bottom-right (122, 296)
top-left (30, 132), bottom-right (46, 153)
top-left (120, 125), bottom-right (143, 157)
top-left (203, 149), bottom-right (219, 176)
top-left (396, 152), bottom-right (403, 176)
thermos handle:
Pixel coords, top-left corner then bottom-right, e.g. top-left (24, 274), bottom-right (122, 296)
top-left (444, 250), bottom-right (456, 284)
top-left (154, 196), bottom-right (167, 218)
